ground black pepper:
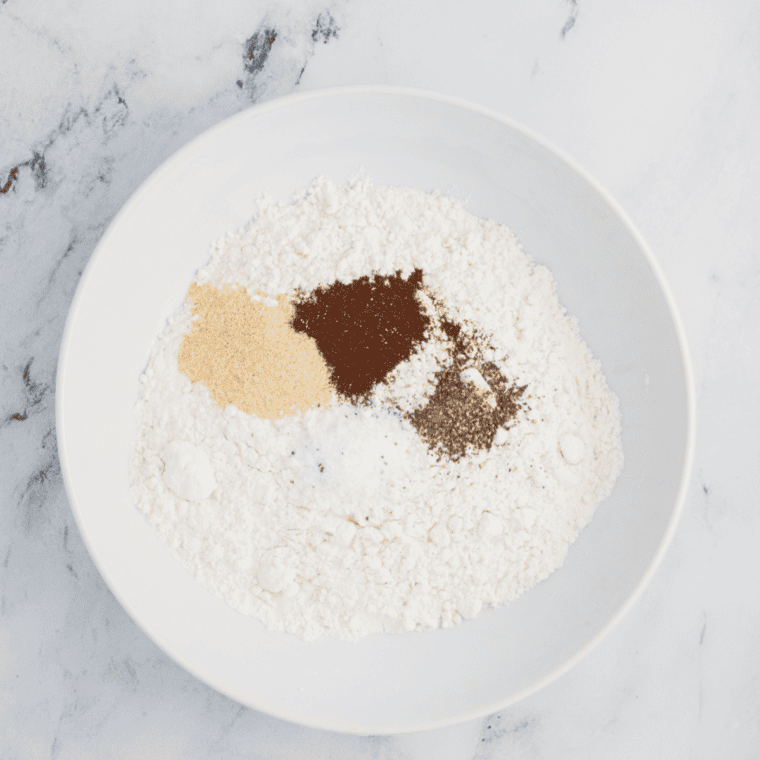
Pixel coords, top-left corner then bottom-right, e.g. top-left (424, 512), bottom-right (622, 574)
top-left (410, 321), bottom-right (527, 461)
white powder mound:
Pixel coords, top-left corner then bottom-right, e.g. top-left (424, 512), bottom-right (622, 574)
top-left (130, 177), bottom-right (623, 641)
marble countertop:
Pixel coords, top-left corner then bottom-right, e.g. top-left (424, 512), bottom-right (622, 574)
top-left (2, 0), bottom-right (758, 756)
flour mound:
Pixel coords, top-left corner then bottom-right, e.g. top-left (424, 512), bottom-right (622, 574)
top-left (130, 177), bottom-right (623, 641)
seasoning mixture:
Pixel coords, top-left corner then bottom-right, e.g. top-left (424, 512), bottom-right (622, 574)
top-left (130, 177), bottom-right (623, 641)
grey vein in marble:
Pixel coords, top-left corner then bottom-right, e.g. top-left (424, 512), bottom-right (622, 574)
top-left (238, 9), bottom-right (340, 100)
top-left (561, 0), bottom-right (578, 38)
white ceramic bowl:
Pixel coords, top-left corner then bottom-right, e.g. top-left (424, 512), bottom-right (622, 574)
top-left (56, 87), bottom-right (695, 734)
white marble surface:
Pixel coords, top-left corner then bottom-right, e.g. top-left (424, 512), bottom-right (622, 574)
top-left (1, 0), bottom-right (758, 756)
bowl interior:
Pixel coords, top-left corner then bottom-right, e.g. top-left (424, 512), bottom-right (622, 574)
top-left (57, 89), bottom-right (692, 733)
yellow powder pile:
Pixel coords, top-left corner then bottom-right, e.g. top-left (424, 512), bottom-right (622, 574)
top-left (178, 283), bottom-right (334, 419)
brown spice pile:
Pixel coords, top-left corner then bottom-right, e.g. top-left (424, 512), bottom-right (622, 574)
top-left (177, 283), bottom-right (333, 419)
top-left (291, 269), bottom-right (430, 399)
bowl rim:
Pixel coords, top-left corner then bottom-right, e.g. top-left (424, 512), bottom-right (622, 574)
top-left (56, 84), bottom-right (696, 734)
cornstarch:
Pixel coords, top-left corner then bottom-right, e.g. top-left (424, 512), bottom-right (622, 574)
top-left (130, 177), bottom-right (623, 641)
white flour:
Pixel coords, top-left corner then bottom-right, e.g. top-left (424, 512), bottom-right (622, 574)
top-left (130, 177), bottom-right (623, 641)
